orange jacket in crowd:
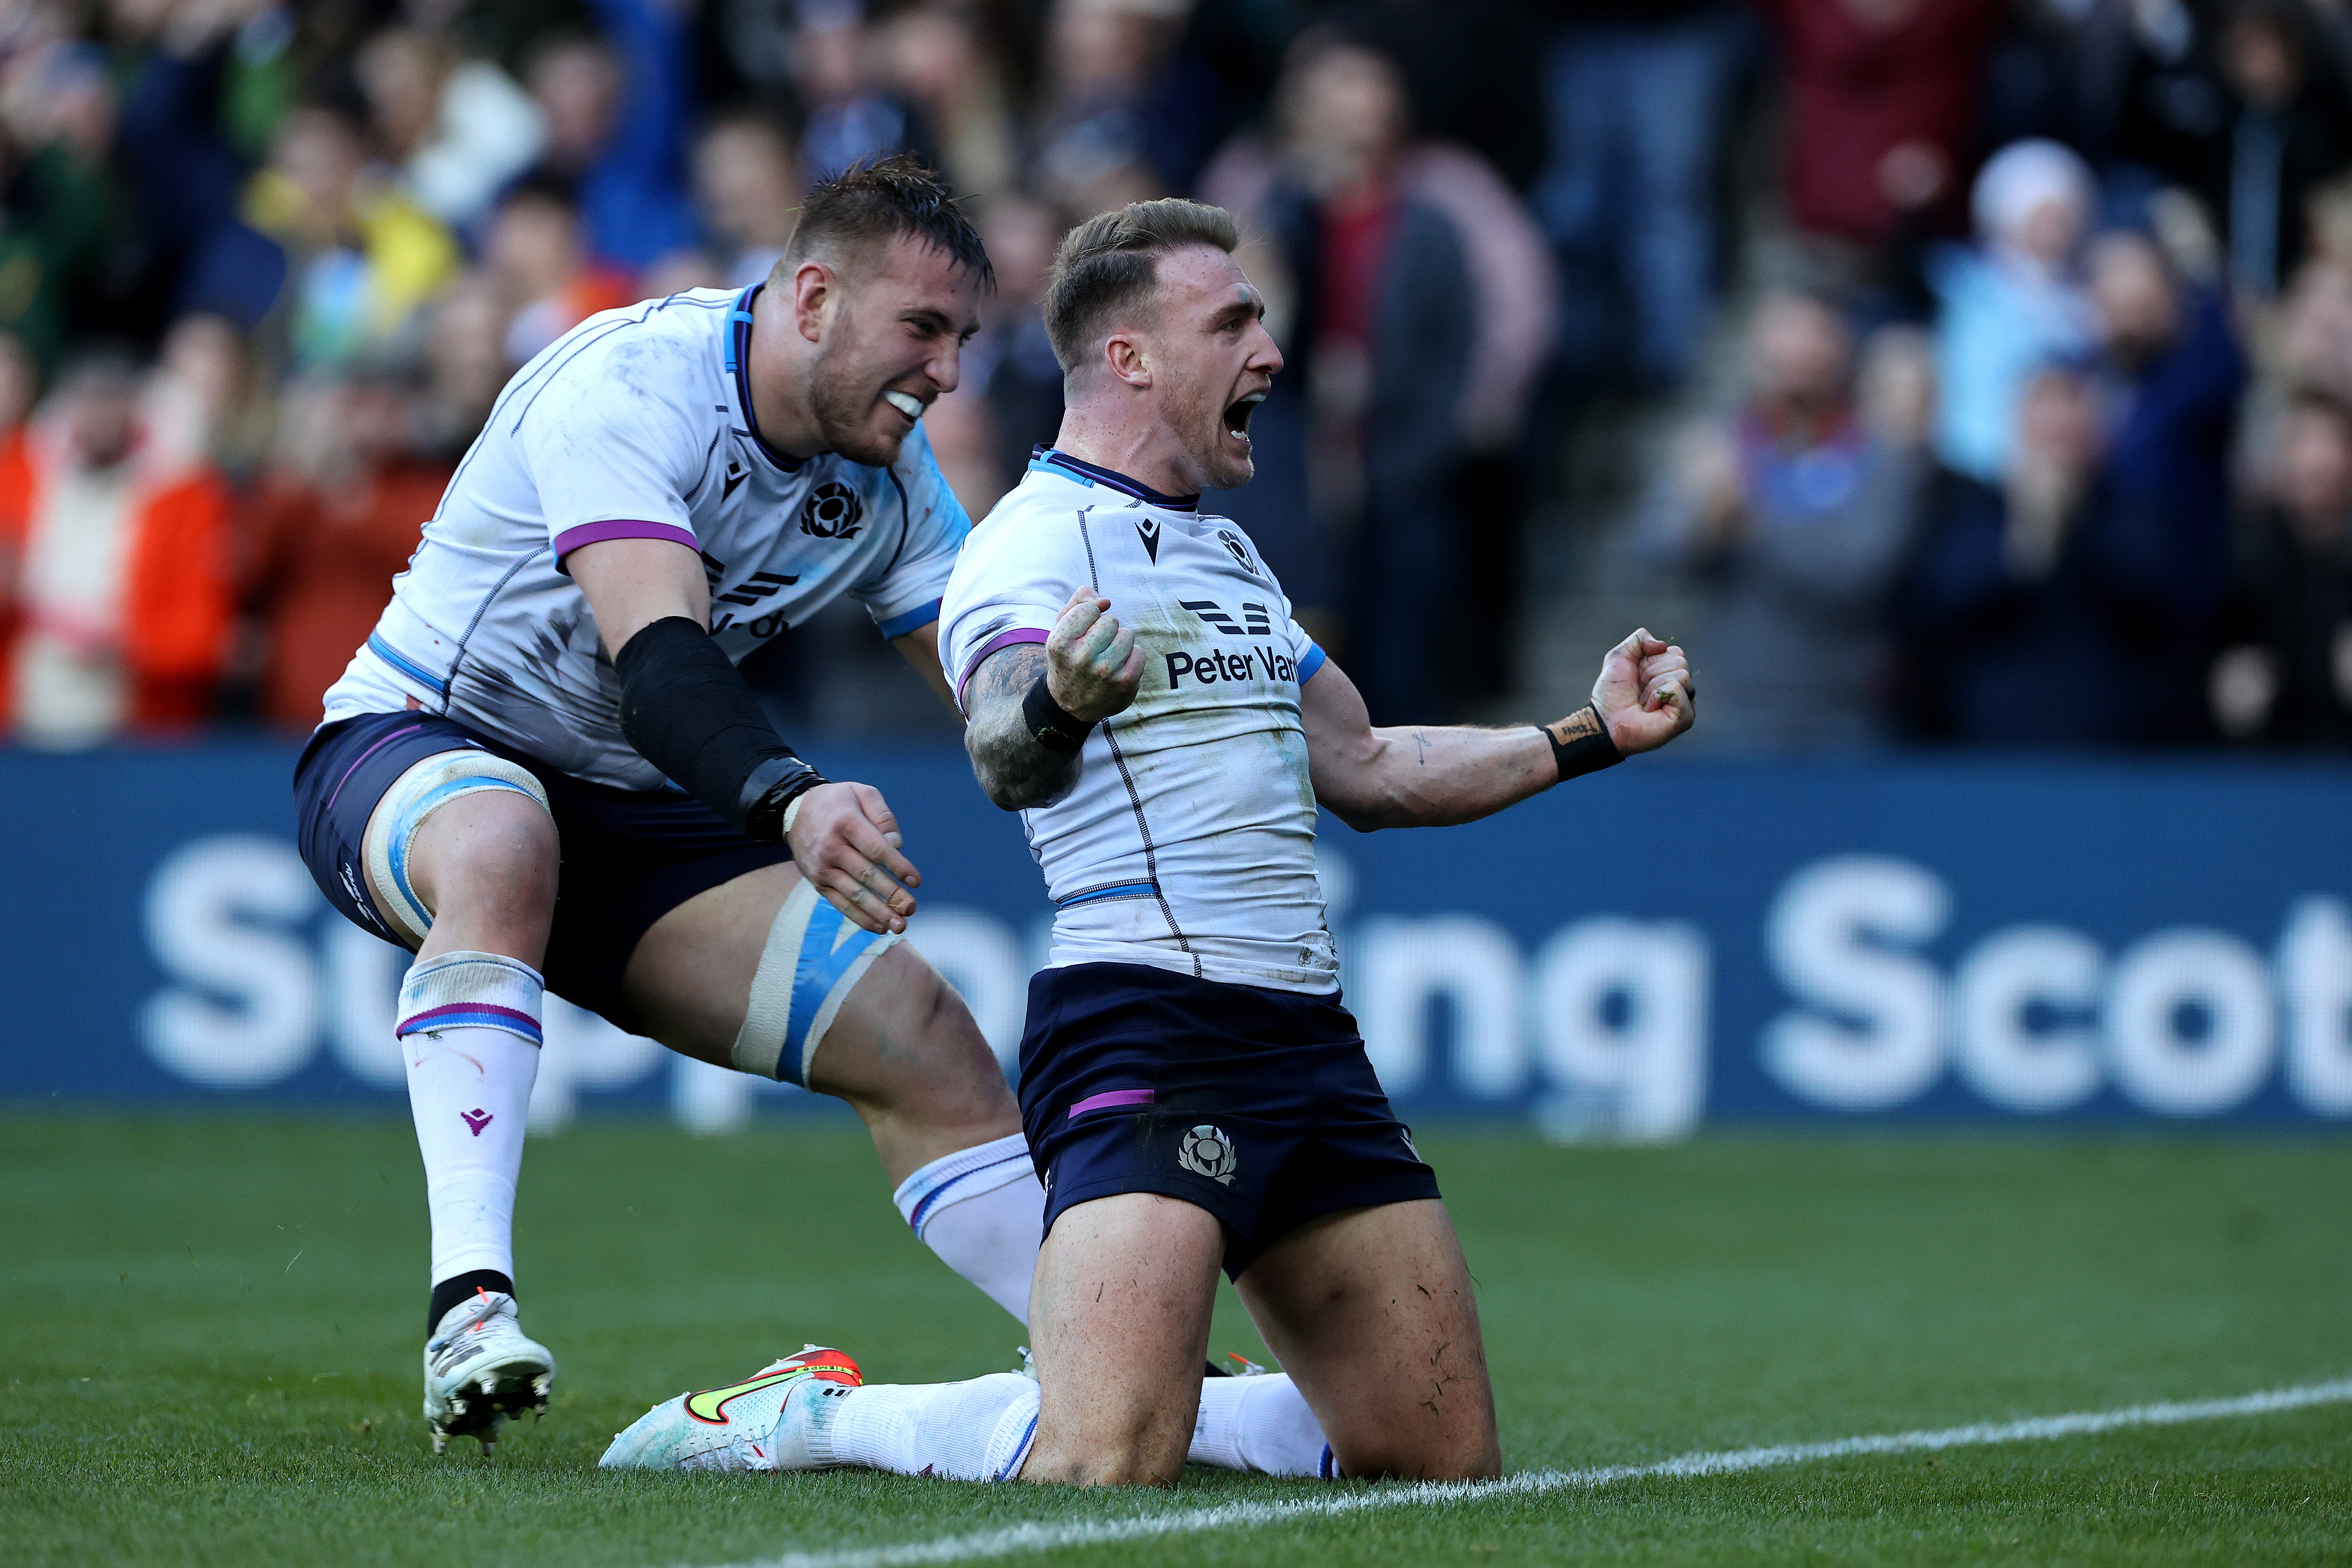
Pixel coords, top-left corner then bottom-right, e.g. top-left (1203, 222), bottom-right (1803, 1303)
top-left (248, 458), bottom-right (446, 729)
top-left (0, 424), bottom-right (238, 733)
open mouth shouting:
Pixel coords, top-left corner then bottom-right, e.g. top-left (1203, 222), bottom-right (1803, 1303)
top-left (1222, 389), bottom-right (1266, 449)
top-left (881, 388), bottom-right (925, 426)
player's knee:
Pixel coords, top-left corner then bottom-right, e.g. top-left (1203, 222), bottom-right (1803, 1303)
top-left (410, 794), bottom-right (557, 927)
top-left (824, 946), bottom-right (1008, 1111)
top-left (363, 751), bottom-right (557, 945)
top-left (1332, 1407), bottom-right (1501, 1483)
top-left (1026, 1427), bottom-right (1188, 1488)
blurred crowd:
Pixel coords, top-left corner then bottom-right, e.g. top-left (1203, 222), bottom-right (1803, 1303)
top-left (0, 0), bottom-right (2348, 754)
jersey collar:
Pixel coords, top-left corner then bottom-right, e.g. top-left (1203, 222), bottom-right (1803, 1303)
top-left (1027, 446), bottom-right (1199, 511)
top-left (724, 284), bottom-right (806, 473)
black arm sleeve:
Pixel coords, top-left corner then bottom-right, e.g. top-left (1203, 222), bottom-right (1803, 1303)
top-left (614, 616), bottom-right (824, 838)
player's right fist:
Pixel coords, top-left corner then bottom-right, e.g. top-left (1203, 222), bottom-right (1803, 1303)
top-left (785, 780), bottom-right (921, 935)
top-left (1046, 586), bottom-right (1145, 723)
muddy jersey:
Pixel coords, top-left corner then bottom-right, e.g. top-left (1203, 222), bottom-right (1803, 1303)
top-left (938, 450), bottom-right (1337, 994)
top-left (321, 286), bottom-right (968, 790)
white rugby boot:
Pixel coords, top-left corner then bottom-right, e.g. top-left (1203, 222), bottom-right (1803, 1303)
top-left (423, 1287), bottom-right (555, 1454)
top-left (599, 1346), bottom-right (863, 1472)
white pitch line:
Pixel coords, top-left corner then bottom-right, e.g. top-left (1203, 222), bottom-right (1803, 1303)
top-left (706, 1376), bottom-right (2352, 1568)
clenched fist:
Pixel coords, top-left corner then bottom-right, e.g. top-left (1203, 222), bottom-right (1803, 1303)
top-left (1593, 628), bottom-right (1695, 755)
top-left (1046, 587), bottom-right (1146, 723)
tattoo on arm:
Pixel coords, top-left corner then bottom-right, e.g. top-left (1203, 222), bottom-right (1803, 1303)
top-left (964, 644), bottom-right (1081, 811)
top-left (1413, 729), bottom-right (1430, 766)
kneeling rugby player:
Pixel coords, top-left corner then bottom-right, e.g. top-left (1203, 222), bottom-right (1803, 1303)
top-left (602, 198), bottom-right (1694, 1483)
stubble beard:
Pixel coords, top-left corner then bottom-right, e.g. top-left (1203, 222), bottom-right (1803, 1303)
top-left (809, 311), bottom-right (906, 468)
top-left (1168, 380), bottom-right (1249, 491)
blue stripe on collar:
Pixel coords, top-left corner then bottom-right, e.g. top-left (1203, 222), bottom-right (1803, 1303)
top-left (727, 284), bottom-right (804, 472)
top-left (1028, 446), bottom-right (1198, 511)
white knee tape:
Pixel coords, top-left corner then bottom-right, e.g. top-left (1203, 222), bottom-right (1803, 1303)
top-left (731, 878), bottom-right (903, 1086)
top-left (362, 750), bottom-right (550, 946)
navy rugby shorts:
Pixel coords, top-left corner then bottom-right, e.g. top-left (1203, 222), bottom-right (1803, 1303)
top-left (294, 710), bottom-right (791, 1029)
top-left (1018, 961), bottom-right (1441, 1279)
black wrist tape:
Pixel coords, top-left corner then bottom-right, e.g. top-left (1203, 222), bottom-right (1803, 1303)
top-left (1022, 676), bottom-right (1095, 754)
top-left (1543, 703), bottom-right (1622, 781)
top-left (614, 616), bottom-right (824, 837)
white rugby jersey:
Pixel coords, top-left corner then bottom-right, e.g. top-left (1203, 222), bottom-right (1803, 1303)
top-left (322, 286), bottom-right (969, 790)
top-left (939, 450), bottom-right (1337, 994)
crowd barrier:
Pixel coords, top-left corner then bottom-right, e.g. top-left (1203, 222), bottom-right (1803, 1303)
top-left (4, 741), bottom-right (2349, 1137)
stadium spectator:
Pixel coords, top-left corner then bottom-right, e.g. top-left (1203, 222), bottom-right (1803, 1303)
top-left (1032, 0), bottom-right (1217, 211)
top-left (793, 0), bottom-right (921, 184)
top-left (1216, 37), bottom-right (1474, 721)
top-left (145, 312), bottom-right (265, 479)
top-left (689, 111), bottom-right (799, 289)
top-left (2212, 390), bottom-right (2352, 743)
top-left (486, 174), bottom-right (634, 367)
top-left (1637, 292), bottom-right (1931, 751)
top-left (410, 272), bottom-right (508, 460)
top-left (1326, 0), bottom-right (1548, 193)
top-left (0, 40), bottom-right (126, 370)
top-left (524, 7), bottom-right (697, 274)
top-left (1930, 139), bottom-right (2100, 486)
top-left (1757, 0), bottom-right (2010, 261)
top-left (882, 3), bottom-right (1021, 203)
top-left (1903, 365), bottom-right (2202, 745)
top-left (0, 353), bottom-right (236, 747)
top-left (1530, 0), bottom-right (1751, 388)
top-left (245, 102), bottom-right (459, 372)
top-left (2194, 0), bottom-right (2352, 300)
top-left (2084, 229), bottom-right (2246, 658)
top-left (354, 26), bottom-right (547, 235)
top-left (246, 370), bottom-right (445, 730)
top-left (108, 1), bottom-right (288, 335)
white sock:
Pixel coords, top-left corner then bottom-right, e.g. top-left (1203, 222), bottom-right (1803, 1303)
top-left (812, 1372), bottom-right (1040, 1480)
top-left (398, 951), bottom-right (544, 1285)
top-left (1189, 1372), bottom-right (1334, 1476)
top-left (891, 1133), bottom-right (1043, 1325)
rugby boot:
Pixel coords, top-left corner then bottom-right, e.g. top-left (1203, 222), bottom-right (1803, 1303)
top-left (600, 1346), bottom-right (863, 1472)
top-left (423, 1287), bottom-right (555, 1455)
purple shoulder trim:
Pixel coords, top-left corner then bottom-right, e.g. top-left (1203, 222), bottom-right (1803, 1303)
top-left (954, 626), bottom-right (1051, 715)
top-left (552, 519), bottom-right (700, 572)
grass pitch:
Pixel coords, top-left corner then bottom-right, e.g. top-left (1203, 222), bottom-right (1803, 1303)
top-left (4, 1113), bottom-right (2348, 1567)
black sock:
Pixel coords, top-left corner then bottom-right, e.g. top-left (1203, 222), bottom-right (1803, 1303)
top-left (427, 1270), bottom-right (514, 1335)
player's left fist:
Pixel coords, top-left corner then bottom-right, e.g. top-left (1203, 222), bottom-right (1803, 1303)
top-left (1591, 628), bottom-right (1694, 756)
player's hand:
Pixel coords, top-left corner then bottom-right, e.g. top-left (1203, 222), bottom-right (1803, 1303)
top-left (1592, 628), bottom-right (1694, 755)
top-left (784, 780), bottom-right (921, 935)
top-left (1045, 586), bottom-right (1144, 723)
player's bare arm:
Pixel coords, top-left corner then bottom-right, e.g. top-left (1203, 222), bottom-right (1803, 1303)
top-left (1304, 628), bottom-right (1695, 831)
top-left (570, 536), bottom-right (922, 935)
top-left (964, 587), bottom-right (1146, 810)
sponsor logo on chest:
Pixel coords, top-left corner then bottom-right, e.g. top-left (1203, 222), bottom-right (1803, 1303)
top-left (1162, 597), bottom-right (1298, 688)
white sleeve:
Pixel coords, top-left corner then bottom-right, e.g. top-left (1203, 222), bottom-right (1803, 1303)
top-left (853, 423), bottom-right (973, 639)
top-left (937, 505), bottom-right (1087, 716)
top-left (513, 333), bottom-right (703, 571)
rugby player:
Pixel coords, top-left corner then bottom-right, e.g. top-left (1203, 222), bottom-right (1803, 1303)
top-left (294, 157), bottom-right (1053, 1455)
top-left (601, 198), bottom-right (1694, 1485)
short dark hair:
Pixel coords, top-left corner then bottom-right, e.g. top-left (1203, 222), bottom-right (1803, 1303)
top-left (499, 169), bottom-right (581, 216)
top-left (778, 151), bottom-right (992, 290)
top-left (1042, 198), bottom-right (1240, 374)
